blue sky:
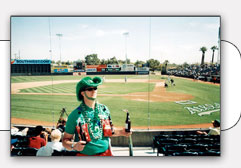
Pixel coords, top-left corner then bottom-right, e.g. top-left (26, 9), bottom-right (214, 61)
top-left (11, 16), bottom-right (220, 64)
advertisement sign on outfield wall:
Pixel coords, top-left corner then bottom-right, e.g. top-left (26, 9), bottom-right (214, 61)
top-left (11, 59), bottom-right (51, 64)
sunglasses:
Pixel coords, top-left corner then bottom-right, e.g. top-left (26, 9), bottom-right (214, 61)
top-left (85, 87), bottom-right (98, 91)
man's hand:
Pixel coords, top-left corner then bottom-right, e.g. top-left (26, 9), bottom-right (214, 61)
top-left (73, 141), bottom-right (86, 151)
top-left (41, 131), bottom-right (48, 137)
top-left (112, 128), bottom-right (132, 137)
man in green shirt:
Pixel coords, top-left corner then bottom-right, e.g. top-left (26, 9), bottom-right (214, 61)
top-left (62, 76), bottom-right (131, 156)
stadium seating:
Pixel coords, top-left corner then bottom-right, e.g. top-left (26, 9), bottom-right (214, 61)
top-left (178, 138), bottom-right (197, 144)
top-left (167, 63), bottom-right (220, 83)
top-left (152, 134), bottom-right (169, 152)
top-left (153, 131), bottom-right (220, 156)
top-left (52, 150), bottom-right (78, 156)
top-left (173, 151), bottom-right (199, 156)
top-left (11, 135), bottom-right (29, 148)
top-left (198, 150), bottom-right (220, 156)
top-left (161, 144), bottom-right (187, 156)
top-left (186, 144), bottom-right (208, 152)
top-left (11, 126), bottom-right (221, 156)
top-left (52, 150), bottom-right (64, 156)
top-left (11, 147), bottom-right (38, 156)
top-left (207, 143), bottom-right (220, 151)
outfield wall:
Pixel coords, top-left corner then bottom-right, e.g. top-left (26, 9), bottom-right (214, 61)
top-left (86, 71), bottom-right (149, 75)
top-left (11, 71), bottom-right (149, 76)
top-left (11, 72), bottom-right (51, 76)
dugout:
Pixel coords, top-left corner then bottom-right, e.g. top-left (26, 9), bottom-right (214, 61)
top-left (11, 59), bottom-right (51, 76)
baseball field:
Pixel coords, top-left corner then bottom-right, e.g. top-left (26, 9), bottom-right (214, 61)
top-left (11, 75), bottom-right (220, 129)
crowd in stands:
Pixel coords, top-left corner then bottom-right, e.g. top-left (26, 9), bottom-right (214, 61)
top-left (167, 64), bottom-right (220, 83)
top-left (11, 118), bottom-right (67, 156)
top-left (11, 117), bottom-right (220, 156)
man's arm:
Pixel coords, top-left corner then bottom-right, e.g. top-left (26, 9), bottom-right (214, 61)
top-left (112, 127), bottom-right (132, 137)
top-left (41, 131), bottom-right (48, 144)
top-left (196, 130), bottom-right (208, 135)
top-left (62, 132), bottom-right (86, 151)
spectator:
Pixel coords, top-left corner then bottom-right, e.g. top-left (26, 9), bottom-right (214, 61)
top-left (197, 119), bottom-right (220, 136)
top-left (11, 126), bottom-right (29, 136)
top-left (164, 82), bottom-right (168, 88)
top-left (57, 118), bottom-right (67, 133)
top-left (103, 75), bottom-right (105, 82)
top-left (45, 127), bottom-right (53, 142)
top-left (28, 125), bottom-right (48, 149)
top-left (170, 78), bottom-right (175, 86)
top-left (11, 138), bottom-right (18, 151)
top-left (45, 127), bottom-right (52, 135)
top-left (36, 129), bottom-right (65, 156)
top-left (168, 75), bottom-right (171, 83)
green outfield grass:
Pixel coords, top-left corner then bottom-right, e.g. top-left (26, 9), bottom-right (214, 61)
top-left (19, 82), bottom-right (155, 94)
top-left (11, 75), bottom-right (220, 128)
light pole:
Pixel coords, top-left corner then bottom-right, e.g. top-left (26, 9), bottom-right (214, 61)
top-left (56, 33), bottom-right (63, 63)
top-left (123, 32), bottom-right (129, 71)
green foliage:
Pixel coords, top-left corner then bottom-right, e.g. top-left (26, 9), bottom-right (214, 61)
top-left (85, 54), bottom-right (100, 65)
top-left (147, 59), bottom-right (160, 71)
top-left (107, 56), bottom-right (118, 64)
top-left (200, 46), bottom-right (207, 53)
top-left (200, 46), bottom-right (207, 65)
top-left (134, 60), bottom-right (145, 67)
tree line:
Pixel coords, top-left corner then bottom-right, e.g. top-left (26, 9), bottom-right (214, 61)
top-left (83, 54), bottom-right (165, 72)
top-left (52, 45), bottom-right (219, 72)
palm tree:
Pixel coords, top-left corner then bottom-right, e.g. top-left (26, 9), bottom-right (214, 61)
top-left (200, 46), bottom-right (207, 65)
top-left (211, 46), bottom-right (218, 64)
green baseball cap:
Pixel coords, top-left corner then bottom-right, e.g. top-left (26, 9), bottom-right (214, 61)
top-left (76, 76), bottom-right (102, 101)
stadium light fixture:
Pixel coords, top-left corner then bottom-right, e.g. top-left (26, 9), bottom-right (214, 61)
top-left (56, 33), bottom-right (63, 63)
top-left (123, 32), bottom-right (129, 70)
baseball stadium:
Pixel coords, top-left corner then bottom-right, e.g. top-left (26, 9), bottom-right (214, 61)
top-left (10, 16), bottom-right (221, 156)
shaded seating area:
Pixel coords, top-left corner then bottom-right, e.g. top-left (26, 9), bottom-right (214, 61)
top-left (11, 125), bottom-right (60, 156)
top-left (52, 150), bottom-right (79, 156)
top-left (153, 131), bottom-right (220, 156)
top-left (11, 126), bottom-right (82, 156)
top-left (11, 148), bottom-right (79, 156)
top-left (11, 135), bottom-right (30, 148)
top-left (11, 126), bottom-right (220, 156)
top-left (11, 147), bottom-right (38, 156)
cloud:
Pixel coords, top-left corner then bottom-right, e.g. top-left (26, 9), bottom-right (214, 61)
top-left (204, 23), bottom-right (219, 29)
top-left (96, 30), bottom-right (105, 37)
top-left (95, 29), bottom-right (129, 37)
top-left (188, 22), bottom-right (200, 27)
top-left (81, 24), bottom-right (89, 29)
top-left (189, 21), bottom-right (219, 30)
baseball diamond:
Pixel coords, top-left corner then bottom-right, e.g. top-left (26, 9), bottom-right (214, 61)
top-left (11, 75), bottom-right (220, 129)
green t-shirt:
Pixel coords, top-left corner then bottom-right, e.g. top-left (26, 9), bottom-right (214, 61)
top-left (65, 101), bottom-right (110, 155)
